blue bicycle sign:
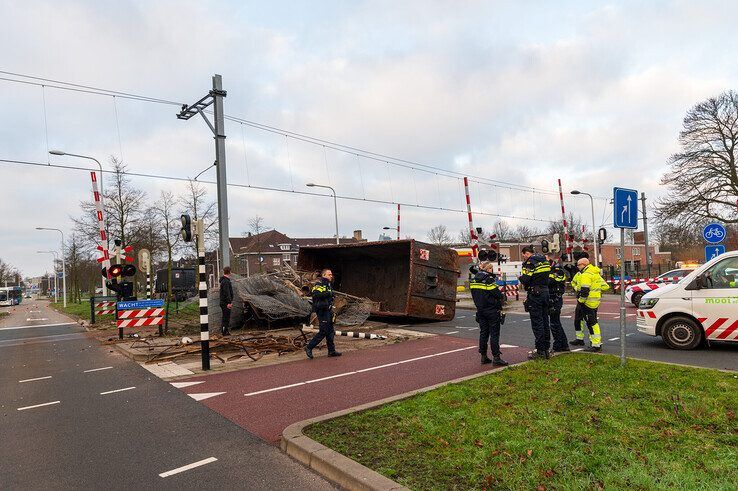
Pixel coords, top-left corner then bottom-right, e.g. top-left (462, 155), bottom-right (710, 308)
top-left (702, 223), bottom-right (726, 244)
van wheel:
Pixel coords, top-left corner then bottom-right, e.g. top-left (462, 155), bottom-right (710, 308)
top-left (662, 317), bottom-right (702, 350)
top-left (631, 292), bottom-right (644, 307)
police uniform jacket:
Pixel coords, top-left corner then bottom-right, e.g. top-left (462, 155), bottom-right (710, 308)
top-left (219, 276), bottom-right (233, 305)
top-left (520, 254), bottom-right (552, 290)
top-left (548, 265), bottom-right (567, 298)
top-left (311, 277), bottom-right (333, 312)
top-left (470, 270), bottom-right (503, 316)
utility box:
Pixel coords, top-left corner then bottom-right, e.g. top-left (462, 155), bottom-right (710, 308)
top-left (155, 268), bottom-right (196, 300)
top-left (297, 240), bottom-right (459, 321)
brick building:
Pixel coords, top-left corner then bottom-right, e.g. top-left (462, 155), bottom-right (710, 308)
top-left (228, 229), bottom-right (366, 276)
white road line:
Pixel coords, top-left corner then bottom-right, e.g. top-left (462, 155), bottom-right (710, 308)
top-left (19, 376), bottom-right (52, 383)
top-left (245, 346), bottom-right (476, 397)
top-left (572, 348), bottom-right (584, 352)
top-left (0, 322), bottom-right (75, 331)
top-left (26, 318), bottom-right (49, 322)
top-left (171, 381), bottom-right (204, 389)
top-left (17, 400), bottom-right (60, 411)
top-left (522, 319), bottom-right (531, 322)
top-left (500, 344), bottom-right (518, 348)
top-left (100, 386), bottom-right (136, 395)
top-left (445, 331), bottom-right (459, 334)
top-left (159, 457), bottom-right (217, 478)
top-left (84, 366), bottom-right (113, 373)
top-left (609, 337), bottom-right (620, 341)
top-left (626, 333), bottom-right (635, 336)
top-left (562, 315), bottom-right (572, 319)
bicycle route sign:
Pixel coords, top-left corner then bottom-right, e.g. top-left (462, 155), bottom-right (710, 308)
top-left (702, 223), bottom-right (726, 244)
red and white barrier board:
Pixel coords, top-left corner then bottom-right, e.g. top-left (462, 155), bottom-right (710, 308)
top-left (116, 316), bottom-right (164, 328)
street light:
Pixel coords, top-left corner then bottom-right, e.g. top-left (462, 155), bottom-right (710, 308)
top-left (570, 190), bottom-right (600, 267)
top-left (381, 226), bottom-right (393, 241)
top-left (37, 250), bottom-right (59, 303)
top-left (36, 227), bottom-right (66, 307)
top-left (49, 150), bottom-right (107, 296)
top-left (306, 183), bottom-right (339, 245)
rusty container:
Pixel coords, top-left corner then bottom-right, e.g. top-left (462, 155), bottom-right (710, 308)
top-left (296, 240), bottom-right (459, 321)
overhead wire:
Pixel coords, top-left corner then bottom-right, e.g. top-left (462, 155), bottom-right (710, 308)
top-left (0, 157), bottom-right (557, 223)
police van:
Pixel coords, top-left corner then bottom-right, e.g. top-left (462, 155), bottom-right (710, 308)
top-left (636, 250), bottom-right (738, 349)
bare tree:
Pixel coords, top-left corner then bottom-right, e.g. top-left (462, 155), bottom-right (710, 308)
top-left (427, 225), bottom-right (452, 246)
top-left (153, 191), bottom-right (183, 332)
top-left (512, 224), bottom-right (540, 242)
top-left (491, 221), bottom-right (514, 241)
top-left (179, 179), bottom-right (218, 250)
top-left (0, 258), bottom-right (20, 286)
top-left (73, 156), bottom-right (148, 252)
top-left (656, 90), bottom-right (738, 224)
top-left (247, 215), bottom-right (270, 273)
top-left (544, 213), bottom-right (592, 249)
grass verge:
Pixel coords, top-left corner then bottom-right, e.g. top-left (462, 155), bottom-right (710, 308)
top-left (305, 354), bottom-right (738, 490)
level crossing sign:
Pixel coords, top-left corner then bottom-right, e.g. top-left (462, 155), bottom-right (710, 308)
top-left (705, 245), bottom-right (726, 261)
top-left (117, 299), bottom-right (165, 310)
top-left (613, 187), bottom-right (638, 229)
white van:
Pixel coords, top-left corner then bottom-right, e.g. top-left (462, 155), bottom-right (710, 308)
top-left (636, 250), bottom-right (738, 350)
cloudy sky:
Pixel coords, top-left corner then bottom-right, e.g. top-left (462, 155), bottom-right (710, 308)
top-left (2, 0), bottom-right (737, 277)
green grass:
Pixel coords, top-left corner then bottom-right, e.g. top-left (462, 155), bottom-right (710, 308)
top-left (0, 311), bottom-right (8, 319)
top-left (305, 355), bottom-right (738, 490)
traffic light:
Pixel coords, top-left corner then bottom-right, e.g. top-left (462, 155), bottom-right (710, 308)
top-left (541, 240), bottom-right (550, 253)
top-left (181, 214), bottom-right (193, 242)
top-left (101, 263), bottom-right (137, 279)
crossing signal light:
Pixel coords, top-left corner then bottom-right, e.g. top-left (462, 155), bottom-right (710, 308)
top-left (541, 240), bottom-right (550, 253)
top-left (181, 214), bottom-right (193, 242)
top-left (478, 249), bottom-right (498, 262)
top-left (101, 263), bottom-right (137, 278)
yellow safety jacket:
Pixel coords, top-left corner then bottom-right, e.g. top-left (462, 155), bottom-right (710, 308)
top-left (571, 272), bottom-right (581, 292)
top-left (577, 264), bottom-right (608, 308)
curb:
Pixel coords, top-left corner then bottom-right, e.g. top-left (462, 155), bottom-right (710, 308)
top-left (280, 361), bottom-right (525, 491)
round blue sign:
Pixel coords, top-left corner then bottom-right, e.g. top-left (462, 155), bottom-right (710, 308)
top-left (703, 223), bottom-right (726, 244)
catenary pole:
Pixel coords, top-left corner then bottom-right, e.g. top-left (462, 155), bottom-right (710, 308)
top-left (641, 192), bottom-right (651, 279)
top-left (212, 75), bottom-right (230, 268)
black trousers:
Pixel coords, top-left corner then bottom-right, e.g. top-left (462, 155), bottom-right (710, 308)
top-left (548, 295), bottom-right (569, 350)
top-left (307, 309), bottom-right (336, 353)
top-left (527, 288), bottom-right (551, 353)
top-left (220, 303), bottom-right (231, 332)
top-left (478, 311), bottom-right (501, 357)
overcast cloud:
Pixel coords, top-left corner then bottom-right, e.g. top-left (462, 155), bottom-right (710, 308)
top-left (2, 0), bottom-right (737, 276)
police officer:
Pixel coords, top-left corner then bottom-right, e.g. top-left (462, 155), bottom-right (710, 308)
top-left (219, 266), bottom-right (234, 336)
top-left (573, 258), bottom-right (608, 352)
top-left (520, 246), bottom-right (552, 359)
top-left (470, 261), bottom-right (508, 366)
top-left (545, 253), bottom-right (570, 353)
top-left (305, 269), bottom-right (342, 359)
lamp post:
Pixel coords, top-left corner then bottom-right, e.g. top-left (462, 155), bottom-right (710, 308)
top-left (49, 150), bottom-right (107, 296)
top-left (36, 227), bottom-right (66, 307)
top-left (37, 251), bottom-right (59, 303)
top-left (306, 183), bottom-right (339, 244)
top-left (381, 226), bottom-right (393, 241)
top-left (570, 190), bottom-right (599, 267)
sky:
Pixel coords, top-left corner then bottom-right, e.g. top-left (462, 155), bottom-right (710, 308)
top-left (1, 0), bottom-right (737, 277)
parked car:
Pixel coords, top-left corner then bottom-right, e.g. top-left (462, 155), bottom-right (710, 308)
top-left (625, 268), bottom-right (694, 306)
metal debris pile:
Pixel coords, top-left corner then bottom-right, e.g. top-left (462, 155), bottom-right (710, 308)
top-left (131, 331), bottom-right (310, 364)
top-left (209, 267), bottom-right (378, 330)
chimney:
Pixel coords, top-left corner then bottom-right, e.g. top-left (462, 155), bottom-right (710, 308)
top-left (353, 230), bottom-right (362, 241)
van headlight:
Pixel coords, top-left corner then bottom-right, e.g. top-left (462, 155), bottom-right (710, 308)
top-left (639, 298), bottom-right (659, 309)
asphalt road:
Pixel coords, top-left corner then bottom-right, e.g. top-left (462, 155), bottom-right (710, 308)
top-left (0, 299), bottom-right (334, 490)
top-left (416, 295), bottom-right (738, 372)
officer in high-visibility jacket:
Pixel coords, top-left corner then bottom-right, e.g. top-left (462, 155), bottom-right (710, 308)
top-left (305, 269), bottom-right (342, 359)
top-left (470, 261), bottom-right (508, 366)
top-left (572, 258), bottom-right (609, 352)
top-left (520, 246), bottom-right (552, 359)
top-left (545, 254), bottom-right (570, 353)
top-left (569, 266), bottom-right (587, 347)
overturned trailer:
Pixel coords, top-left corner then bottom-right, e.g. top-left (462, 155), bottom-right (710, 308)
top-left (297, 240), bottom-right (459, 321)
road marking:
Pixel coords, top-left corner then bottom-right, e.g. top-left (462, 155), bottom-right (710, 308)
top-left (244, 346), bottom-right (476, 397)
top-left (29, 310), bottom-right (41, 313)
top-left (159, 457), bottom-right (217, 478)
top-left (84, 366), bottom-right (113, 373)
top-left (188, 392), bottom-right (225, 401)
top-left (445, 331), bottom-right (459, 334)
top-left (171, 381), bottom-right (205, 389)
top-left (562, 315), bottom-right (572, 319)
top-left (26, 318), bottom-right (49, 322)
top-left (0, 322), bottom-right (75, 331)
top-left (17, 400), bottom-right (60, 411)
top-left (500, 344), bottom-right (518, 348)
top-left (626, 333), bottom-right (635, 337)
top-left (100, 386), bottom-right (136, 395)
top-left (458, 315), bottom-right (466, 318)
top-left (609, 337), bottom-right (620, 341)
top-left (572, 348), bottom-right (584, 352)
top-left (522, 319), bottom-right (531, 322)
top-left (19, 376), bottom-right (52, 383)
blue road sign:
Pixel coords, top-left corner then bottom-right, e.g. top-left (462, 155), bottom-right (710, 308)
top-left (705, 245), bottom-right (726, 261)
top-left (117, 299), bottom-right (165, 310)
top-left (613, 187), bottom-right (638, 229)
top-left (702, 223), bottom-right (726, 244)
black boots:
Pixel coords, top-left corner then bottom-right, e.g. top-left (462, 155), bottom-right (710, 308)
top-left (305, 346), bottom-right (313, 359)
top-left (569, 339), bottom-right (585, 346)
top-left (481, 355), bottom-right (492, 365)
top-left (493, 357), bottom-right (509, 366)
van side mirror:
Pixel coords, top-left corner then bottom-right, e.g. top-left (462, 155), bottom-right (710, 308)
top-left (685, 274), bottom-right (702, 291)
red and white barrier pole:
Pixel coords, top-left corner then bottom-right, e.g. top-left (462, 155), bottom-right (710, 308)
top-left (464, 177), bottom-right (478, 261)
top-left (91, 171), bottom-right (111, 296)
top-left (397, 204), bottom-right (401, 240)
top-left (558, 178), bottom-right (572, 260)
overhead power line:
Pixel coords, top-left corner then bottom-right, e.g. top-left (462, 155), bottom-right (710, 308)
top-left (0, 157), bottom-right (558, 224)
top-left (0, 70), bottom-right (561, 195)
